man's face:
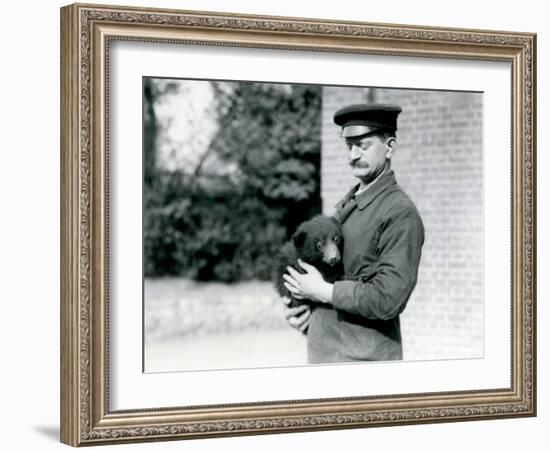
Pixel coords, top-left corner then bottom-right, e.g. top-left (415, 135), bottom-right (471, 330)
top-left (345, 133), bottom-right (394, 184)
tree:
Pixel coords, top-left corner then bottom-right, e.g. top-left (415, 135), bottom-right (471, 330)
top-left (143, 78), bottom-right (181, 185)
top-left (208, 81), bottom-right (322, 233)
top-left (143, 80), bottom-right (323, 281)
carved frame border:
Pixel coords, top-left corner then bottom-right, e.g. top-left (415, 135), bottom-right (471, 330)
top-left (60, 2), bottom-right (536, 446)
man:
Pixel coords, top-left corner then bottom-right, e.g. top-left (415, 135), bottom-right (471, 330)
top-left (282, 103), bottom-right (424, 363)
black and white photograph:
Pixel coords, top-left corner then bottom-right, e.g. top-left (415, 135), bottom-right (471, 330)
top-left (143, 78), bottom-right (483, 372)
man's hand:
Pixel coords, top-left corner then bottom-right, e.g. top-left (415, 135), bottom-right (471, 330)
top-left (281, 296), bottom-right (311, 333)
top-left (283, 260), bottom-right (334, 304)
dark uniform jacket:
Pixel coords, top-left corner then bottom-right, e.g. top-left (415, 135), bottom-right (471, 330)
top-left (307, 170), bottom-right (424, 363)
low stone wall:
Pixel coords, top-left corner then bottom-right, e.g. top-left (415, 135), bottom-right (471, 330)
top-left (144, 278), bottom-right (289, 342)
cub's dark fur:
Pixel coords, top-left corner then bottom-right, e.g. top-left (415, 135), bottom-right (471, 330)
top-left (274, 215), bottom-right (344, 308)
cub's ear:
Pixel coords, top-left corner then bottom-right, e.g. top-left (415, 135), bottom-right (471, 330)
top-left (293, 230), bottom-right (307, 248)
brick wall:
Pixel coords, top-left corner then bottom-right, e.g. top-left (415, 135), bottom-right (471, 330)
top-left (322, 87), bottom-right (483, 360)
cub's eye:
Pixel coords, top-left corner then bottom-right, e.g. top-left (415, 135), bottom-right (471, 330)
top-left (333, 236), bottom-right (341, 244)
top-left (316, 241), bottom-right (324, 251)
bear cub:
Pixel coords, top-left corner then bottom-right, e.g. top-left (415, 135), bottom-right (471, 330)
top-left (274, 215), bottom-right (344, 308)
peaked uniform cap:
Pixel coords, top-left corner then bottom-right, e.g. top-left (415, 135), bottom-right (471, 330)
top-left (333, 104), bottom-right (402, 138)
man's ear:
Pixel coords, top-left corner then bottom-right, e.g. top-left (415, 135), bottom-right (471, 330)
top-left (385, 137), bottom-right (397, 160)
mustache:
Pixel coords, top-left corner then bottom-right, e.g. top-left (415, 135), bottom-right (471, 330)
top-left (350, 162), bottom-right (369, 168)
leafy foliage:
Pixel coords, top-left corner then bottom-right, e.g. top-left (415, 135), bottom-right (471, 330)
top-left (144, 81), bottom-right (322, 281)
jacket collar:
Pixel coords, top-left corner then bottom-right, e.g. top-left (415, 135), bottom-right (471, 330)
top-left (337, 184), bottom-right (358, 209)
top-left (353, 170), bottom-right (397, 210)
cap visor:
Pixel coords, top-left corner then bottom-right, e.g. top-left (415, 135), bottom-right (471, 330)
top-left (340, 125), bottom-right (379, 138)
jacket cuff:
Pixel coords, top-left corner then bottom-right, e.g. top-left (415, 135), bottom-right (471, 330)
top-left (332, 280), bottom-right (361, 315)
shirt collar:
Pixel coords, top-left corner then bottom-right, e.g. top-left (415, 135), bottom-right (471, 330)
top-left (354, 166), bottom-right (388, 196)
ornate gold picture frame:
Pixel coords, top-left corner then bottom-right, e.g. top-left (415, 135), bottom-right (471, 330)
top-left (60, 2), bottom-right (536, 446)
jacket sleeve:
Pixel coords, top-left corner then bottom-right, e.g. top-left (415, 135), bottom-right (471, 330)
top-left (331, 205), bottom-right (424, 320)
